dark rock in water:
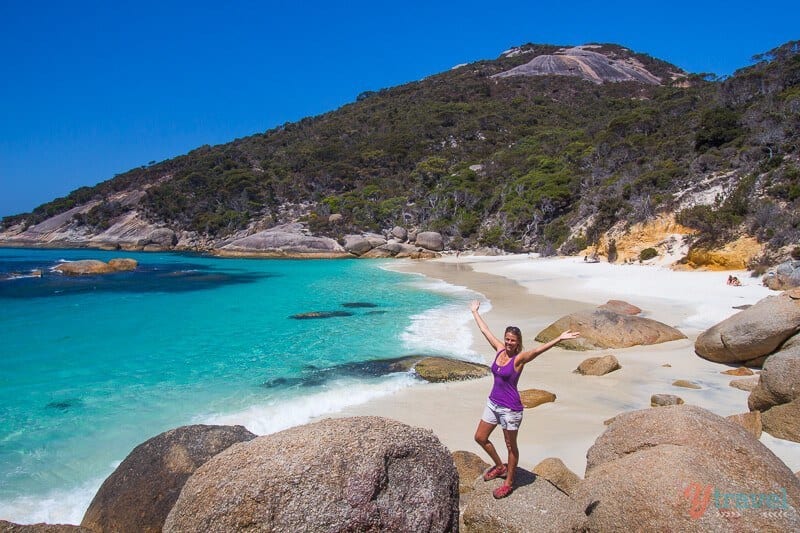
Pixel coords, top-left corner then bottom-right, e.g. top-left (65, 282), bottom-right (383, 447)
top-left (366, 310), bottom-right (388, 315)
top-left (289, 310), bottom-right (354, 319)
top-left (46, 399), bottom-right (81, 411)
top-left (341, 301), bottom-right (378, 308)
top-left (162, 417), bottom-right (459, 532)
top-left (81, 424), bottom-right (256, 533)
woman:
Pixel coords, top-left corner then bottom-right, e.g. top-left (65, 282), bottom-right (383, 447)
top-left (470, 300), bottom-right (580, 499)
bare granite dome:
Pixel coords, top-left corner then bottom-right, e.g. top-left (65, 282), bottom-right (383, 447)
top-left (494, 45), bottom-right (662, 85)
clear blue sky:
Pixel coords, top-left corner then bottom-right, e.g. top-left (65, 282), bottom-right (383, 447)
top-left (1, 0), bottom-right (797, 218)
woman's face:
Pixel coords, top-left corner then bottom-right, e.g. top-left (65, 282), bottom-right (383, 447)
top-left (504, 332), bottom-right (521, 355)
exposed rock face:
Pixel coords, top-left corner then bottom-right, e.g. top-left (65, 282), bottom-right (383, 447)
top-left (651, 394), bottom-right (684, 407)
top-left (536, 309), bottom-right (686, 350)
top-left (462, 468), bottom-right (588, 533)
top-left (54, 260), bottom-right (115, 276)
top-left (163, 417), bottom-right (459, 533)
top-left (597, 299), bottom-right (641, 315)
top-left (695, 291), bottom-right (800, 366)
top-left (763, 260), bottom-right (800, 290)
top-left (415, 231), bottom-right (444, 252)
top-left (146, 228), bottom-right (178, 248)
top-left (576, 354), bottom-right (621, 375)
top-left (216, 223), bottom-right (349, 258)
top-left (532, 457), bottom-right (582, 496)
top-left (573, 405), bottom-right (800, 531)
top-left (0, 522), bottom-right (91, 532)
top-left (343, 234), bottom-right (374, 255)
top-left (413, 357), bottom-right (490, 382)
top-left (519, 389), bottom-right (556, 408)
top-left (451, 451), bottom-right (490, 494)
top-left (81, 424), bottom-right (255, 533)
top-left (493, 45), bottom-right (662, 85)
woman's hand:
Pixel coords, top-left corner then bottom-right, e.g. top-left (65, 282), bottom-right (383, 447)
top-left (470, 300), bottom-right (481, 313)
top-left (558, 330), bottom-right (580, 341)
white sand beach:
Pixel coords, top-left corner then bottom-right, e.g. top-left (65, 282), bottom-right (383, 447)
top-left (332, 255), bottom-right (800, 476)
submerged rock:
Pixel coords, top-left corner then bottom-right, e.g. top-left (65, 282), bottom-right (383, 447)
top-left (289, 310), bottom-right (354, 319)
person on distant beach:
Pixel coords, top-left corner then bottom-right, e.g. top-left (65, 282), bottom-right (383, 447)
top-left (469, 300), bottom-right (580, 499)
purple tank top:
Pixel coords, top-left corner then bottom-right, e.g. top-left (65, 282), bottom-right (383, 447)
top-left (489, 349), bottom-right (524, 411)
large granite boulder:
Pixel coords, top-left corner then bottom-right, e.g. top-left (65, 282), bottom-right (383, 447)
top-left (462, 468), bottom-right (588, 533)
top-left (763, 260), bottom-right (800, 290)
top-left (342, 234), bottom-right (373, 255)
top-left (390, 226), bottom-right (408, 241)
top-left (519, 389), bottom-right (556, 408)
top-left (761, 399), bottom-right (800, 442)
top-left (413, 357), bottom-right (490, 382)
top-left (536, 309), bottom-right (686, 350)
top-left (573, 405), bottom-right (800, 531)
top-left (81, 424), bottom-right (255, 533)
top-left (415, 231), bottom-right (444, 252)
top-left (531, 457), bottom-right (582, 496)
top-left (217, 223), bottom-right (349, 258)
top-left (695, 290), bottom-right (800, 366)
top-left (748, 337), bottom-right (800, 411)
top-left (54, 260), bottom-right (116, 276)
top-left (146, 228), bottom-right (178, 248)
top-left (597, 300), bottom-right (641, 315)
top-left (163, 417), bottom-right (458, 532)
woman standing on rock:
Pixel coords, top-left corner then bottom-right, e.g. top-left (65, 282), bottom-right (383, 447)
top-left (470, 300), bottom-right (579, 499)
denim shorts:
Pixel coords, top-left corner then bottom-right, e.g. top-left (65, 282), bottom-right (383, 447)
top-left (481, 398), bottom-right (523, 430)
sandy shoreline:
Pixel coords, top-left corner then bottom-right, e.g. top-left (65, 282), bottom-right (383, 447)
top-left (329, 255), bottom-right (800, 476)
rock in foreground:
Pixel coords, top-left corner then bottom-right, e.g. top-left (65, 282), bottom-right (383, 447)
top-left (81, 424), bottom-right (255, 533)
top-left (163, 417), bottom-right (459, 532)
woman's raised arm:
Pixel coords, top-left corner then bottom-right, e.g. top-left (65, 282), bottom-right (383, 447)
top-left (470, 300), bottom-right (504, 351)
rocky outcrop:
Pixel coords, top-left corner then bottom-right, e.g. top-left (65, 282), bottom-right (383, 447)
top-left (81, 424), bottom-right (255, 533)
top-left (53, 258), bottom-right (137, 276)
top-left (493, 45), bottom-right (663, 85)
top-left (163, 417), bottom-right (458, 532)
top-left (414, 231), bottom-right (444, 252)
top-left (413, 357), bottom-right (490, 382)
top-left (576, 354), bottom-right (621, 375)
top-left (748, 340), bottom-right (800, 411)
top-left (343, 234), bottom-right (374, 255)
top-left (573, 405), bottom-right (800, 531)
top-left (536, 309), bottom-right (686, 350)
top-left (763, 260), bottom-right (800, 290)
top-left (390, 226), bottom-right (408, 241)
top-left (695, 290), bottom-right (800, 366)
top-left (216, 223), bottom-right (349, 258)
top-left (462, 468), bottom-right (588, 533)
top-left (531, 458), bottom-right (582, 496)
top-left (451, 451), bottom-right (490, 494)
top-left (519, 389), bottom-right (556, 408)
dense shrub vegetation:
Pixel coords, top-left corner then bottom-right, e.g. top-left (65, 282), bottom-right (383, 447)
top-left (4, 41), bottom-right (799, 260)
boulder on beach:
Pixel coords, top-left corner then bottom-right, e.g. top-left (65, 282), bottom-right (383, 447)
top-left (413, 357), bottom-right (490, 382)
top-left (695, 290), bottom-right (800, 366)
top-left (730, 377), bottom-right (760, 391)
top-left (451, 450), bottom-right (490, 494)
top-left (721, 366), bottom-right (754, 376)
top-left (462, 468), bottom-right (588, 533)
top-left (576, 354), bottom-right (621, 375)
top-left (597, 300), bottom-right (642, 315)
top-left (672, 379), bottom-right (701, 389)
top-left (536, 309), bottom-right (686, 350)
top-left (162, 417), bottom-right (459, 532)
top-left (761, 398), bottom-right (800, 443)
top-left (81, 424), bottom-right (255, 533)
top-left (342, 234), bottom-right (373, 255)
top-left (763, 260), bottom-right (800, 290)
top-left (415, 231), bottom-right (444, 252)
top-left (532, 457), bottom-right (582, 496)
top-left (650, 394), bottom-right (684, 407)
top-left (519, 389), bottom-right (556, 408)
top-left (390, 226), bottom-right (408, 241)
top-left (573, 405), bottom-right (800, 531)
top-left (748, 337), bottom-right (800, 442)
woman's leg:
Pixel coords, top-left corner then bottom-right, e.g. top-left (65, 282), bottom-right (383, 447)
top-left (501, 429), bottom-right (519, 487)
top-left (474, 420), bottom-right (504, 467)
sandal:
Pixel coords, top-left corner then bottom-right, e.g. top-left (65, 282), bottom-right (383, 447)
top-left (483, 463), bottom-right (507, 481)
top-left (493, 484), bottom-right (514, 499)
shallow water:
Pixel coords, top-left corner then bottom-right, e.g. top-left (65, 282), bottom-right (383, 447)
top-left (0, 248), bottom-right (480, 523)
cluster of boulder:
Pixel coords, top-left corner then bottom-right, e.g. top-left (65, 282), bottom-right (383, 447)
top-left (215, 223), bottom-right (446, 259)
top-left (763, 260), bottom-right (800, 290)
top-left (10, 404), bottom-right (797, 532)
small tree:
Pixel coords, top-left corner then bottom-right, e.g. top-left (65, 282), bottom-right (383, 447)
top-left (607, 239), bottom-right (618, 263)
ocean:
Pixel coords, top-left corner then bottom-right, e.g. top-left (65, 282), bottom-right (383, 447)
top-left (0, 248), bottom-right (481, 524)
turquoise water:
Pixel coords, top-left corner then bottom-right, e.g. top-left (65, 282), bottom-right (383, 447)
top-left (0, 248), bottom-right (479, 523)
